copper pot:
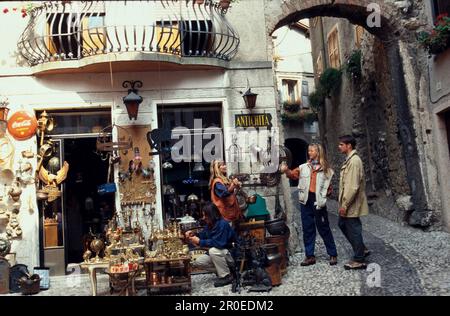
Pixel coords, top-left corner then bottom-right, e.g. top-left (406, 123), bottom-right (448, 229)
top-left (36, 190), bottom-right (49, 201)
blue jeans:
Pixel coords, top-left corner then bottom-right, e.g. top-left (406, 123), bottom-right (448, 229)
top-left (300, 192), bottom-right (338, 257)
top-left (338, 216), bottom-right (366, 263)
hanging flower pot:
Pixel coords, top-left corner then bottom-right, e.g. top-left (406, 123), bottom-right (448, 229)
top-left (219, 0), bottom-right (231, 9)
top-left (418, 14), bottom-right (450, 56)
top-left (195, 0), bottom-right (205, 4)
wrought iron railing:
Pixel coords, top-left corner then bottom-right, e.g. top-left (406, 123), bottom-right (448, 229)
top-left (18, 0), bottom-right (240, 66)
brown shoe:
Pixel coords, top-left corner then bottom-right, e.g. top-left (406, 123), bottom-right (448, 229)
top-left (300, 256), bottom-right (316, 266)
top-left (329, 256), bottom-right (338, 266)
top-left (344, 261), bottom-right (367, 270)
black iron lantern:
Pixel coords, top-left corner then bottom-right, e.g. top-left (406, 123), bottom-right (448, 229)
top-left (242, 88), bottom-right (258, 109)
top-left (122, 80), bottom-right (143, 120)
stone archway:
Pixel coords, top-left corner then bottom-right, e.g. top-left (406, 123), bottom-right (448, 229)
top-left (265, 0), bottom-right (405, 39)
top-left (267, 0), bottom-right (436, 227)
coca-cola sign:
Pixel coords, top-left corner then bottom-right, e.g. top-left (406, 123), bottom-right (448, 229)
top-left (7, 111), bottom-right (38, 140)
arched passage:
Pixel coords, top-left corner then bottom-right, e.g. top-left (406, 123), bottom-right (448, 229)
top-left (269, 0), bottom-right (433, 227)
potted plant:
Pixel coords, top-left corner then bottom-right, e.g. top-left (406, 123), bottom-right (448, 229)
top-left (418, 13), bottom-right (450, 56)
top-left (283, 100), bottom-right (301, 113)
top-left (219, 0), bottom-right (238, 10)
top-left (280, 109), bottom-right (317, 124)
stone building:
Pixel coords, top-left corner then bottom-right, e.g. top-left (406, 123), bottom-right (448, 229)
top-left (0, 0), bottom-right (449, 279)
top-left (272, 20), bottom-right (318, 187)
top-left (0, 0), bottom-right (283, 275)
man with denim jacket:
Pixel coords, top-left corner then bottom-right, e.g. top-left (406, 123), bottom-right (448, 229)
top-left (338, 135), bottom-right (370, 270)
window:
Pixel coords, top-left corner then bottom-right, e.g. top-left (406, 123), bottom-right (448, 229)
top-left (156, 21), bottom-right (181, 54)
top-left (81, 15), bottom-right (106, 54)
top-left (432, 0), bottom-right (450, 22)
top-left (327, 26), bottom-right (340, 69)
top-left (304, 121), bottom-right (318, 134)
top-left (47, 14), bottom-right (80, 58)
top-left (46, 14), bottom-right (105, 58)
top-left (282, 80), bottom-right (299, 103)
top-left (355, 25), bottom-right (365, 48)
top-left (180, 20), bottom-right (213, 56)
top-left (301, 81), bottom-right (310, 108)
top-left (316, 52), bottom-right (324, 77)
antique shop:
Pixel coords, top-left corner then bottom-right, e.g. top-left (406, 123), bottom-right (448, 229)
top-left (0, 0), bottom-right (292, 295)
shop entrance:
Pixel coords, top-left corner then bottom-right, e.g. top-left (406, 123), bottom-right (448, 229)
top-left (36, 109), bottom-right (112, 275)
top-left (63, 138), bottom-right (113, 264)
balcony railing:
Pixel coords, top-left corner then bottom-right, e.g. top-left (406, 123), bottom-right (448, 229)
top-left (18, 0), bottom-right (240, 67)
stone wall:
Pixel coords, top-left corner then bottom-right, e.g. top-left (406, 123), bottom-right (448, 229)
top-left (264, 0), bottom-right (445, 231)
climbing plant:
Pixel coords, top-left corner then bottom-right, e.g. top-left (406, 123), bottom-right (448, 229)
top-left (319, 68), bottom-right (342, 97)
top-left (345, 50), bottom-right (362, 81)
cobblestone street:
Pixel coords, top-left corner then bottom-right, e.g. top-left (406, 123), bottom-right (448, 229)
top-left (8, 199), bottom-right (449, 297)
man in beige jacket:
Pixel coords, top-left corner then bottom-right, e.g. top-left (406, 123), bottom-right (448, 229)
top-left (337, 135), bottom-right (370, 270)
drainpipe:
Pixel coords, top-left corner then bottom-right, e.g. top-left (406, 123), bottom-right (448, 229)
top-left (318, 17), bottom-right (328, 145)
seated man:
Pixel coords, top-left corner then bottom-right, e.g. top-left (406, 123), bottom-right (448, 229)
top-left (185, 202), bottom-right (237, 287)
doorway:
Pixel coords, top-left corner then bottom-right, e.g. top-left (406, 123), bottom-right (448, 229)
top-left (36, 109), bottom-right (112, 274)
top-left (284, 138), bottom-right (308, 187)
top-left (63, 138), bottom-right (113, 264)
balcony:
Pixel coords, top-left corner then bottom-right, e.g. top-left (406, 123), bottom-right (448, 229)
top-left (18, 0), bottom-right (240, 74)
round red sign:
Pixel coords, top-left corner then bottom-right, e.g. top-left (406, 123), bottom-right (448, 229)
top-left (7, 111), bottom-right (38, 140)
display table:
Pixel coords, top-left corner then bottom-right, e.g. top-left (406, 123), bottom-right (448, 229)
top-left (144, 257), bottom-right (191, 295)
top-left (106, 267), bottom-right (142, 296)
top-left (80, 261), bottom-right (109, 296)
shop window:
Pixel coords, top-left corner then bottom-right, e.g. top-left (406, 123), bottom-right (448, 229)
top-left (432, 0), bottom-right (450, 22)
top-left (355, 25), bottom-right (365, 48)
top-left (316, 52), bottom-right (324, 77)
top-left (35, 109), bottom-right (111, 135)
top-left (157, 105), bottom-right (223, 221)
top-left (282, 79), bottom-right (300, 104)
top-left (327, 26), bottom-right (341, 69)
top-left (301, 80), bottom-right (310, 108)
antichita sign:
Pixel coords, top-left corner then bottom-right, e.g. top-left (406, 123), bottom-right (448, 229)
top-left (234, 113), bottom-right (272, 129)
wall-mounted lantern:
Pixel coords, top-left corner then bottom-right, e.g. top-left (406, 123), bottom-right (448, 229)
top-left (122, 80), bottom-right (143, 120)
top-left (242, 88), bottom-right (258, 110)
top-left (0, 96), bottom-right (10, 122)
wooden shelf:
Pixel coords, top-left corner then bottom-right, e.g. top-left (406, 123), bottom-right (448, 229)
top-left (145, 257), bottom-right (190, 264)
top-left (144, 257), bottom-right (192, 295)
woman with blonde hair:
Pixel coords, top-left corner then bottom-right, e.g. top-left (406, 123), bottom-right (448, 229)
top-left (209, 160), bottom-right (242, 222)
top-left (280, 143), bottom-right (338, 266)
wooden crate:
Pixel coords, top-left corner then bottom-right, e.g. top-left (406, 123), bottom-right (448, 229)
top-left (44, 222), bottom-right (58, 248)
top-left (238, 220), bottom-right (266, 244)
